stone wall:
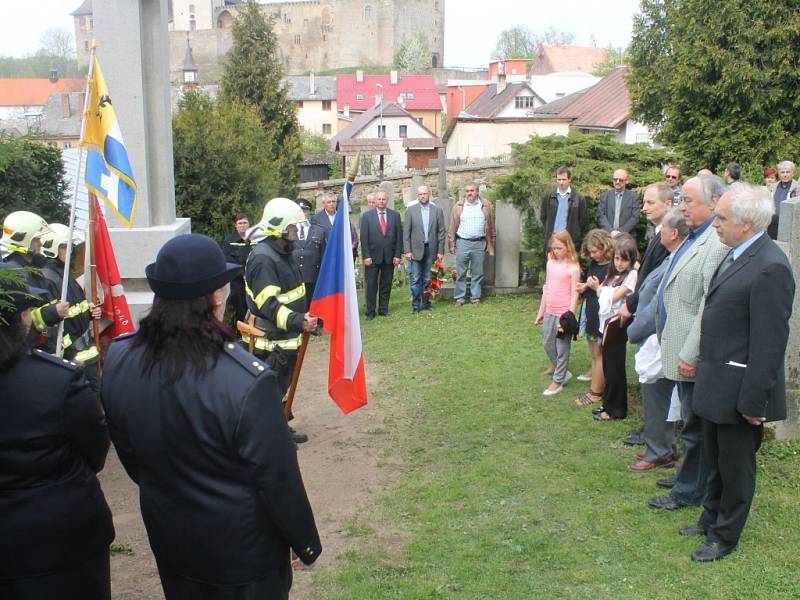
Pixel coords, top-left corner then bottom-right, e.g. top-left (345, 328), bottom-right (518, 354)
top-left (298, 161), bottom-right (513, 208)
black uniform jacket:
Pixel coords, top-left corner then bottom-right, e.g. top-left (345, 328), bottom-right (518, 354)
top-left (0, 350), bottom-right (113, 579)
top-left (245, 238), bottom-right (307, 345)
top-left (694, 235), bottom-right (795, 424)
top-left (292, 223), bottom-right (326, 284)
top-left (101, 334), bottom-right (321, 586)
top-left (3, 252), bottom-right (63, 337)
top-left (42, 258), bottom-right (94, 360)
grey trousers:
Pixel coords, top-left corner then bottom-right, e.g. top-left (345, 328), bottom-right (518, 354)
top-left (454, 238), bottom-right (486, 302)
top-left (642, 377), bottom-right (677, 463)
top-left (542, 313), bottom-right (571, 384)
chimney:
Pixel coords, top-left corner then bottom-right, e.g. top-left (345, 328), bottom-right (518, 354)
top-left (390, 70), bottom-right (398, 85)
top-left (61, 93), bottom-right (71, 119)
top-left (496, 72), bottom-right (507, 95)
top-left (343, 104), bottom-right (350, 119)
top-left (356, 69), bottom-right (364, 83)
top-left (309, 71), bottom-right (316, 95)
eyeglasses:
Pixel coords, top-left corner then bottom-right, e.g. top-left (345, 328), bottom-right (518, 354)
top-left (665, 175), bottom-right (679, 180)
top-left (612, 178), bottom-right (627, 182)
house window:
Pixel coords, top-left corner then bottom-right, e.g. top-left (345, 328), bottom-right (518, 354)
top-left (323, 124), bottom-right (332, 134)
top-left (294, 35), bottom-right (301, 45)
top-left (284, 13), bottom-right (291, 23)
top-left (378, 124), bottom-right (386, 138)
top-left (399, 125), bottom-right (407, 138)
top-left (190, 19), bottom-right (196, 31)
top-left (364, 5), bottom-right (373, 19)
top-left (322, 100), bottom-right (332, 111)
top-left (416, 117), bottom-right (423, 124)
top-left (189, 3), bottom-right (195, 12)
top-left (63, 141), bottom-right (72, 149)
top-left (515, 96), bottom-right (536, 109)
top-left (297, 100), bottom-right (304, 108)
top-left (88, 18), bottom-right (93, 29)
top-left (84, 40), bottom-right (90, 52)
top-left (356, 94), bottom-right (364, 101)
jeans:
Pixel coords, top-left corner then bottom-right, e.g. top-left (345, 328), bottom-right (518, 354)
top-left (454, 238), bottom-right (486, 302)
top-left (669, 380), bottom-right (709, 506)
top-left (410, 244), bottom-right (434, 310)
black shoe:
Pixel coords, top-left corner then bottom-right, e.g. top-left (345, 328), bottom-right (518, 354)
top-left (623, 431), bottom-right (646, 446)
top-left (291, 431), bottom-right (309, 444)
top-left (591, 406), bottom-right (605, 416)
top-left (648, 494), bottom-right (689, 510)
top-left (657, 476), bottom-right (676, 489)
top-left (691, 541), bottom-right (736, 562)
top-left (366, 314), bottom-right (376, 320)
top-left (679, 524), bottom-right (708, 537)
top-left (412, 308), bottom-right (420, 314)
top-left (421, 304), bottom-right (432, 311)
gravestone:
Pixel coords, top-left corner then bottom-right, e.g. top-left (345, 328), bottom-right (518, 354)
top-left (93, 0), bottom-right (191, 323)
top-left (775, 198), bottom-right (800, 440)
top-left (379, 181), bottom-right (396, 209)
top-left (493, 200), bottom-right (521, 289)
top-left (405, 174), bottom-right (425, 207)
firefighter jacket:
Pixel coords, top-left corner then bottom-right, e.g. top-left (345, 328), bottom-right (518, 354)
top-left (244, 238), bottom-right (307, 353)
top-left (41, 259), bottom-right (100, 365)
top-left (2, 252), bottom-right (63, 345)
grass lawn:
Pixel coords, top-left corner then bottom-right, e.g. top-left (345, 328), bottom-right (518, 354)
top-left (312, 292), bottom-right (800, 599)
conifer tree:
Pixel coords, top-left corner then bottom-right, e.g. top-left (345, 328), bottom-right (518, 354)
top-left (220, 0), bottom-right (301, 197)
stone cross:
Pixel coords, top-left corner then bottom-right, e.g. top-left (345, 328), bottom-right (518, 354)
top-left (93, 0), bottom-right (191, 322)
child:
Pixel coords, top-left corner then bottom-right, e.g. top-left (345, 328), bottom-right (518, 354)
top-left (575, 229), bottom-right (614, 407)
top-left (535, 231), bottom-right (581, 396)
top-left (589, 234), bottom-right (638, 420)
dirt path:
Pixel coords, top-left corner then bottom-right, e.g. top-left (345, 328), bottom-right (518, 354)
top-left (99, 338), bottom-right (390, 599)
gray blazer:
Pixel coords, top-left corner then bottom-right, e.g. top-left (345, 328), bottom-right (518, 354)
top-left (656, 224), bottom-right (728, 381)
top-left (628, 258), bottom-right (668, 345)
top-left (597, 189), bottom-right (640, 235)
top-left (403, 202), bottom-right (446, 259)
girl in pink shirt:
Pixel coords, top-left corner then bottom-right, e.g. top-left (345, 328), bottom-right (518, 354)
top-left (535, 231), bottom-right (581, 396)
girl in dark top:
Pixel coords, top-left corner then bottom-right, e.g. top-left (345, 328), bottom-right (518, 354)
top-left (575, 229), bottom-right (613, 406)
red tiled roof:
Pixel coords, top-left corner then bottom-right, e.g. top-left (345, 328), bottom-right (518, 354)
top-left (557, 67), bottom-right (630, 130)
top-left (336, 73), bottom-right (442, 112)
top-left (532, 45), bottom-right (609, 75)
top-left (0, 78), bottom-right (85, 107)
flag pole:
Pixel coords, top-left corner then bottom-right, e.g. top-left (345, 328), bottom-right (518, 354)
top-left (56, 42), bottom-right (97, 357)
top-left (88, 193), bottom-right (103, 372)
top-left (284, 152), bottom-right (361, 420)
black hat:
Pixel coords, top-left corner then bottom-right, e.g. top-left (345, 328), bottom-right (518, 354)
top-left (296, 197), bottom-right (312, 211)
top-left (0, 265), bottom-right (47, 322)
top-left (145, 234), bottom-right (242, 300)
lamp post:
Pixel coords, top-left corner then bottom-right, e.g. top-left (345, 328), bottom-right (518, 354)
top-left (376, 82), bottom-right (384, 138)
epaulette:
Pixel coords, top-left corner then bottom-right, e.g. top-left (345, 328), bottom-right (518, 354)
top-left (223, 341), bottom-right (269, 377)
top-left (32, 348), bottom-right (80, 370)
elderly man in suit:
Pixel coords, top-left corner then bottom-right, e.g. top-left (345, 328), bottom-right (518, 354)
top-left (404, 185), bottom-right (446, 313)
top-left (360, 189), bottom-right (402, 319)
top-left (597, 169), bottom-right (640, 238)
top-left (679, 184), bottom-right (794, 562)
top-left (648, 174), bottom-right (729, 511)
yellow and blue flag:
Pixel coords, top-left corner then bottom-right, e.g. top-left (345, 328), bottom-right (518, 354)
top-left (83, 54), bottom-right (138, 227)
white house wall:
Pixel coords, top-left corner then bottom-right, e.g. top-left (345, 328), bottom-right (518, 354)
top-left (495, 90), bottom-right (543, 118)
top-left (297, 100), bottom-right (338, 138)
top-left (446, 121), bottom-right (570, 161)
top-left (354, 114), bottom-right (434, 172)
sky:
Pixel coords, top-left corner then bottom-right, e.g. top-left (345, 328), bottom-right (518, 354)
top-left (1, 0), bottom-right (642, 67)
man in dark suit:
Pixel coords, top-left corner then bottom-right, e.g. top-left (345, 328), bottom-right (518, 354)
top-left (540, 166), bottom-right (587, 256)
top-left (403, 185), bottom-right (446, 313)
top-left (360, 188), bottom-right (402, 319)
top-left (682, 183), bottom-right (794, 562)
top-left (292, 198), bottom-right (326, 301)
top-left (619, 182), bottom-right (673, 448)
top-left (597, 169), bottom-right (641, 238)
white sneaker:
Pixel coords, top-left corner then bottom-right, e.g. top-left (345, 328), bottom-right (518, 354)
top-left (543, 384), bottom-right (564, 396)
top-left (576, 373), bottom-right (592, 382)
top-left (563, 371), bottom-right (573, 384)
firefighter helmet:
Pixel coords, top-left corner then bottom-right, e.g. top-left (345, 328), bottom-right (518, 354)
top-left (39, 223), bottom-right (85, 259)
top-left (256, 197), bottom-right (308, 238)
top-left (1, 211), bottom-right (49, 254)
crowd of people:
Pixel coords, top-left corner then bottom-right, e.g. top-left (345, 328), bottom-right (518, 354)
top-left (1, 157), bottom-right (798, 598)
top-left (535, 161), bottom-right (796, 562)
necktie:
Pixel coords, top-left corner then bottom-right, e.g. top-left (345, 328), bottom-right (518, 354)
top-left (379, 211), bottom-right (387, 235)
top-left (613, 193), bottom-right (622, 229)
top-left (299, 224), bottom-right (305, 240)
top-left (715, 251), bottom-right (735, 280)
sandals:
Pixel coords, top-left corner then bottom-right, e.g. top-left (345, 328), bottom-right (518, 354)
top-left (592, 411), bottom-right (612, 421)
top-left (575, 391), bottom-right (603, 407)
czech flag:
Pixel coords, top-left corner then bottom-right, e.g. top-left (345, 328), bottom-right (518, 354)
top-left (309, 179), bottom-right (368, 414)
top-left (83, 54), bottom-right (138, 227)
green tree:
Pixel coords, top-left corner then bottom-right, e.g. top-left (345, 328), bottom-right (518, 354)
top-left (493, 132), bottom-right (678, 270)
top-left (393, 32), bottom-right (431, 72)
top-left (172, 91), bottom-right (282, 240)
top-left (628, 0), bottom-right (800, 170)
top-left (593, 46), bottom-right (629, 76)
top-left (491, 26), bottom-right (575, 61)
top-left (220, 0), bottom-right (301, 198)
top-left (298, 127), bottom-right (330, 155)
top-left (0, 136), bottom-right (69, 223)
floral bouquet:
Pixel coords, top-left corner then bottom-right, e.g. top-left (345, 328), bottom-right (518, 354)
top-left (423, 257), bottom-right (448, 301)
